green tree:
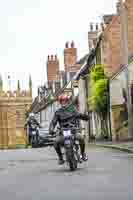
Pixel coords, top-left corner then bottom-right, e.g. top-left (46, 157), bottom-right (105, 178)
top-left (89, 65), bottom-right (109, 138)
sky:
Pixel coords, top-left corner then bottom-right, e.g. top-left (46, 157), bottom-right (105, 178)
top-left (0, 0), bottom-right (117, 97)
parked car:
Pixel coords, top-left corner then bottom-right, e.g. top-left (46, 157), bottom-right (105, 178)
top-left (37, 127), bottom-right (55, 147)
top-left (38, 135), bottom-right (55, 147)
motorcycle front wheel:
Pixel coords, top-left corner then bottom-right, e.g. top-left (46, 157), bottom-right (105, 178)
top-left (31, 135), bottom-right (38, 148)
top-left (65, 147), bottom-right (77, 171)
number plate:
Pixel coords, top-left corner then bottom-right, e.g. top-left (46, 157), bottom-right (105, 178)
top-left (63, 130), bottom-right (71, 137)
top-left (64, 140), bottom-right (71, 145)
top-left (75, 140), bottom-right (79, 145)
top-left (32, 131), bottom-right (36, 135)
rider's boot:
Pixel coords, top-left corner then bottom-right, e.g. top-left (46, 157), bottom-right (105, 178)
top-left (58, 152), bottom-right (65, 165)
top-left (81, 153), bottom-right (88, 161)
top-left (58, 157), bottom-right (65, 165)
top-left (80, 142), bottom-right (88, 161)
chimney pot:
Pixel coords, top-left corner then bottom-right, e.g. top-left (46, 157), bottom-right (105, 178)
top-left (65, 42), bottom-right (69, 48)
top-left (55, 54), bottom-right (57, 60)
top-left (51, 55), bottom-right (53, 60)
top-left (96, 23), bottom-right (99, 31)
top-left (71, 41), bottom-right (75, 48)
top-left (116, 0), bottom-right (121, 15)
top-left (90, 23), bottom-right (93, 31)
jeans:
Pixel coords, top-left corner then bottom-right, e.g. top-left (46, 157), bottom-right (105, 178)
top-left (54, 133), bottom-right (85, 159)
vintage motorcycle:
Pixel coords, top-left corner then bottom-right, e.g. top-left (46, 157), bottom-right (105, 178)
top-left (30, 124), bottom-right (39, 148)
top-left (57, 127), bottom-right (82, 171)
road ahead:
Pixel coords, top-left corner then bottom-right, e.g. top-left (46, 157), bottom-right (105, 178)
top-left (0, 146), bottom-right (133, 200)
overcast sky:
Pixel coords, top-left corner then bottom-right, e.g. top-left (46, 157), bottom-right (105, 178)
top-left (0, 0), bottom-right (117, 96)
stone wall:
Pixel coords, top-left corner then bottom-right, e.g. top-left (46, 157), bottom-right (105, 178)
top-left (0, 91), bottom-right (32, 149)
top-left (0, 109), bottom-right (8, 149)
top-left (111, 105), bottom-right (128, 141)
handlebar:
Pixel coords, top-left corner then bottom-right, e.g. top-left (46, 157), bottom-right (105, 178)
top-left (57, 127), bottom-right (85, 131)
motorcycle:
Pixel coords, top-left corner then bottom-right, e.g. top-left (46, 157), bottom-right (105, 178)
top-left (30, 124), bottom-right (39, 148)
top-left (57, 127), bottom-right (82, 171)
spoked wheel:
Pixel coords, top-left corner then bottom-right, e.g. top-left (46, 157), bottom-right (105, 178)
top-left (66, 148), bottom-right (77, 171)
top-left (31, 135), bottom-right (37, 148)
top-left (74, 144), bottom-right (82, 163)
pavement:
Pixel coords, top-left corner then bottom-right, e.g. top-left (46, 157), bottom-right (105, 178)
top-left (88, 141), bottom-right (133, 153)
top-left (0, 147), bottom-right (133, 199)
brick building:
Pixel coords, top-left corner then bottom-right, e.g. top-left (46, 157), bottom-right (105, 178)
top-left (102, 0), bottom-right (133, 77)
top-left (100, 0), bottom-right (133, 141)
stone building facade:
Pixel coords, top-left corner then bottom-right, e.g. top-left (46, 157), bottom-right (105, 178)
top-left (100, 0), bottom-right (133, 141)
top-left (109, 61), bottom-right (133, 141)
top-left (0, 77), bottom-right (32, 149)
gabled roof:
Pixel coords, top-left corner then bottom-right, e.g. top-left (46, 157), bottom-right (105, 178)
top-left (75, 34), bottom-right (102, 80)
top-left (103, 14), bottom-right (116, 25)
top-left (76, 54), bottom-right (89, 65)
top-left (103, 15), bottom-right (119, 34)
top-left (111, 55), bottom-right (133, 81)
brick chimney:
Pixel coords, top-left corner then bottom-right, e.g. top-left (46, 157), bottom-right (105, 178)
top-left (64, 41), bottom-right (77, 72)
top-left (116, 0), bottom-right (121, 15)
top-left (88, 23), bottom-right (99, 50)
top-left (47, 54), bottom-right (59, 82)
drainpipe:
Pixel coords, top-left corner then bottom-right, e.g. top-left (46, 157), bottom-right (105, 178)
top-left (108, 79), bottom-right (112, 141)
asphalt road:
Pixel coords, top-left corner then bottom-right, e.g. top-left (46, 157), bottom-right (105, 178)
top-left (0, 146), bottom-right (133, 200)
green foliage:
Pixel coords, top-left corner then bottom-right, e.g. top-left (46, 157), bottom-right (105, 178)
top-left (119, 120), bottom-right (128, 130)
top-left (89, 65), bottom-right (109, 116)
top-left (123, 120), bottom-right (128, 127)
top-left (116, 120), bottom-right (128, 133)
top-left (47, 94), bottom-right (55, 103)
top-left (90, 79), bottom-right (109, 114)
top-left (90, 65), bottom-right (105, 83)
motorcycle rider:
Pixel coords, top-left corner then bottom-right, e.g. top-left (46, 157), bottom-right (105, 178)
top-left (49, 94), bottom-right (89, 165)
top-left (25, 113), bottom-right (40, 145)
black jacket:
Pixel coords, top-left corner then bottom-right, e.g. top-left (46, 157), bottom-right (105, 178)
top-left (25, 118), bottom-right (40, 130)
top-left (49, 106), bottom-right (89, 133)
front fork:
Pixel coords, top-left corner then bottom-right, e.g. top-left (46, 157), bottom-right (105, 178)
top-left (73, 141), bottom-right (82, 163)
top-left (64, 138), bottom-right (81, 164)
